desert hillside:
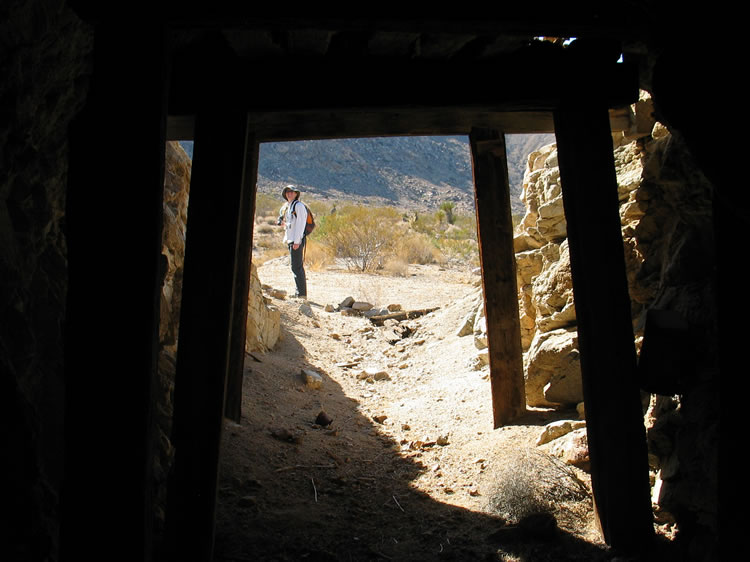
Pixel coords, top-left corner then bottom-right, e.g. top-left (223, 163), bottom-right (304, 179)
top-left (179, 134), bottom-right (554, 217)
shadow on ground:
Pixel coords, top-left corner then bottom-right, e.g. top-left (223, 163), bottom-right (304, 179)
top-left (210, 307), bottom-right (653, 562)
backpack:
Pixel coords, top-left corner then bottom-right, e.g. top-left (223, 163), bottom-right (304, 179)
top-left (292, 200), bottom-right (315, 236)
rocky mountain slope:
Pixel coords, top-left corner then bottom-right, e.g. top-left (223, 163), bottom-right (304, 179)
top-left (181, 133), bottom-right (554, 216)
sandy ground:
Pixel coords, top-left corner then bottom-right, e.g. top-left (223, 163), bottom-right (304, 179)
top-left (210, 247), bottom-right (619, 561)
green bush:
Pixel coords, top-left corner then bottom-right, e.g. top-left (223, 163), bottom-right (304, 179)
top-left (308, 201), bottom-right (479, 270)
top-left (439, 201), bottom-right (456, 224)
top-left (395, 231), bottom-right (442, 265)
top-left (315, 205), bottom-right (401, 271)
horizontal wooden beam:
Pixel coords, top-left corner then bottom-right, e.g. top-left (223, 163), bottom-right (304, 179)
top-left (248, 108), bottom-right (557, 140)
top-left (166, 34), bottom-right (638, 140)
top-left (167, 106), bottom-right (632, 140)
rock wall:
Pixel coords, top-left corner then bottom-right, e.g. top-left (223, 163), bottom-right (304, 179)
top-left (153, 141), bottom-right (192, 534)
top-left (513, 91), bottom-right (718, 553)
top-left (0, 2), bottom-right (93, 559)
top-left (246, 262), bottom-right (281, 353)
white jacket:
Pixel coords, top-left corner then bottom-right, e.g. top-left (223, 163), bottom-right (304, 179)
top-left (283, 199), bottom-right (308, 245)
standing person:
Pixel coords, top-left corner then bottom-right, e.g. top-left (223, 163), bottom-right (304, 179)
top-left (281, 185), bottom-right (307, 299)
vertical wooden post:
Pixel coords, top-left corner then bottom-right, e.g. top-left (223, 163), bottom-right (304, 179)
top-left (62, 20), bottom-right (166, 562)
top-left (469, 128), bottom-right (526, 427)
top-left (163, 109), bottom-right (249, 561)
top-left (225, 136), bottom-right (260, 422)
top-left (554, 105), bottom-right (654, 551)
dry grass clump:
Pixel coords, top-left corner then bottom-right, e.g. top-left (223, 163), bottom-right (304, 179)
top-left (381, 257), bottom-right (410, 276)
top-left (303, 239), bottom-right (334, 271)
top-left (436, 238), bottom-right (479, 266)
top-left (393, 232), bottom-right (442, 265)
top-left (484, 448), bottom-right (591, 528)
top-left (255, 221), bottom-right (276, 235)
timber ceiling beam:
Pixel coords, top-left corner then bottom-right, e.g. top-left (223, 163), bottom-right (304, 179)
top-left (167, 106), bottom-right (633, 141)
top-left (167, 46), bottom-right (638, 139)
top-left (167, 106), bottom-right (634, 141)
top-left (169, 52), bottom-right (637, 111)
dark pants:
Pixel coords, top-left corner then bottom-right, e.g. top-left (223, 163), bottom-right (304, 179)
top-left (289, 237), bottom-right (307, 297)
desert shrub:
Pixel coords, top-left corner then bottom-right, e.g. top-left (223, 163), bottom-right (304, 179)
top-left (300, 200), bottom-right (479, 269)
top-left (303, 239), bottom-right (334, 271)
top-left (255, 222), bottom-right (275, 235)
top-left (315, 205), bottom-right (401, 271)
top-left (436, 238), bottom-right (479, 265)
top-left (381, 257), bottom-right (410, 276)
top-left (439, 200), bottom-right (456, 224)
top-left (411, 207), bottom-right (476, 238)
top-left (484, 449), bottom-right (590, 524)
top-left (409, 211), bottom-right (441, 237)
top-left (305, 199), bottom-right (333, 218)
top-left (423, 210), bottom-right (478, 265)
top-left (394, 231), bottom-right (442, 265)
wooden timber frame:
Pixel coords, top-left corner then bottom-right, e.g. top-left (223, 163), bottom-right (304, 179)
top-left (164, 63), bottom-right (654, 562)
top-left (59, 13), bottom-right (656, 561)
top-left (553, 102), bottom-right (654, 549)
top-left (162, 106), bottom-right (252, 560)
top-left (470, 128), bottom-right (527, 426)
top-left (165, 52), bottom-right (653, 560)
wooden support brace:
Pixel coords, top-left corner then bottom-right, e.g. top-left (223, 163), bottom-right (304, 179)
top-left (554, 105), bottom-right (654, 552)
top-left (469, 128), bottom-right (526, 428)
top-left (225, 136), bottom-right (260, 422)
top-left (163, 109), bottom-right (249, 561)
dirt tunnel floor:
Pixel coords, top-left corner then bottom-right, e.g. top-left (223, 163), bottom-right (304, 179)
top-left (212, 259), bottom-right (623, 561)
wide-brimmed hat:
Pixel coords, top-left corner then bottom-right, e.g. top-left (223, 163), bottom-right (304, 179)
top-left (281, 185), bottom-right (301, 200)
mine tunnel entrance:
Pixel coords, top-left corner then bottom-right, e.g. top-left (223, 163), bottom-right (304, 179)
top-left (160, 132), bottom-right (597, 560)
top-left (162, 106), bottom-right (654, 561)
top-left (246, 133), bottom-right (516, 407)
top-left (185, 133), bottom-right (569, 560)
top-left (55, 16), bottom-right (718, 561)
top-left (169, 133), bottom-right (532, 431)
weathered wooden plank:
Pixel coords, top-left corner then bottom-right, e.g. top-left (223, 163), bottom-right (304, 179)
top-left (163, 108), bottom-right (249, 562)
top-left (167, 106), bottom-right (633, 141)
top-left (225, 134), bottom-right (259, 422)
top-left (247, 109), bottom-right (556, 140)
top-left (553, 104), bottom-right (653, 552)
top-left (469, 127), bottom-right (526, 428)
top-left (368, 307), bottom-right (440, 326)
